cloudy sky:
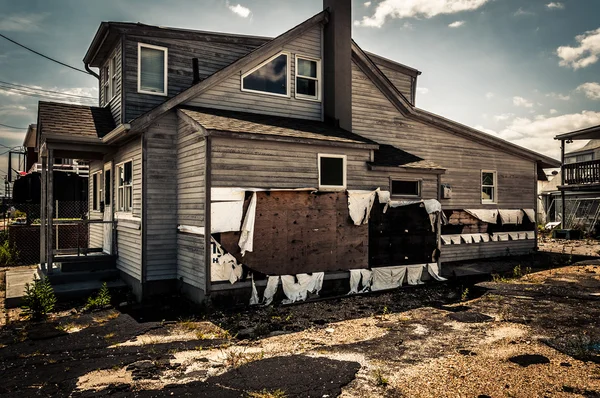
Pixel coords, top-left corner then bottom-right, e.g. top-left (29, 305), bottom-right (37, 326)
top-left (0, 0), bottom-right (599, 189)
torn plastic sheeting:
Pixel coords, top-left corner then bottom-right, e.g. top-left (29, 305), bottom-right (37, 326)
top-left (461, 234), bottom-right (474, 244)
top-left (211, 200), bottom-right (244, 233)
top-left (427, 263), bottom-right (447, 281)
top-left (348, 269), bottom-right (372, 294)
top-left (211, 238), bottom-right (243, 284)
top-left (250, 274), bottom-right (259, 305)
top-left (498, 209), bottom-right (524, 225)
top-left (441, 234), bottom-right (462, 245)
top-left (480, 233), bottom-right (491, 243)
top-left (371, 266), bottom-right (407, 291)
top-left (238, 192), bottom-right (257, 256)
top-left (490, 234), bottom-right (499, 242)
top-left (517, 232), bottom-right (528, 240)
top-left (526, 231), bottom-right (535, 239)
top-left (281, 273), bottom-right (324, 304)
top-left (441, 235), bottom-right (453, 245)
top-left (464, 209), bottom-right (498, 224)
top-left (406, 265), bottom-right (425, 285)
top-left (262, 276), bottom-right (280, 306)
top-left (508, 232), bottom-right (520, 241)
top-left (377, 190), bottom-right (391, 213)
top-left (178, 225), bottom-right (205, 235)
top-left (348, 189), bottom-right (379, 225)
top-left (493, 232), bottom-right (510, 241)
top-left (523, 209), bottom-right (535, 223)
top-left (211, 187), bottom-right (246, 202)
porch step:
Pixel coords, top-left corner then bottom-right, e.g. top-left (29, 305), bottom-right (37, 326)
top-left (52, 279), bottom-right (127, 299)
top-left (57, 254), bottom-right (116, 272)
top-left (45, 268), bottom-right (120, 285)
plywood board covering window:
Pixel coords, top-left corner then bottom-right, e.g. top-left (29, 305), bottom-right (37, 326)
top-left (137, 43), bottom-right (168, 96)
top-left (295, 55), bottom-right (321, 101)
top-left (318, 154), bottom-right (346, 190)
top-left (117, 161), bottom-right (133, 212)
top-left (241, 52), bottom-right (290, 97)
top-left (481, 170), bottom-right (497, 204)
top-left (391, 179), bottom-right (421, 197)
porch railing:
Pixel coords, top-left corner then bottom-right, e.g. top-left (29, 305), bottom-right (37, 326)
top-left (563, 159), bottom-right (600, 185)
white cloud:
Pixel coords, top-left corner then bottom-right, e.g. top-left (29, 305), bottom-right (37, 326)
top-left (0, 13), bottom-right (47, 32)
top-left (546, 2), bottom-right (564, 10)
top-left (577, 82), bottom-right (600, 100)
top-left (546, 92), bottom-right (571, 101)
top-left (485, 92), bottom-right (495, 100)
top-left (226, 2), bottom-right (251, 18)
top-left (481, 111), bottom-right (600, 158)
top-left (402, 21), bottom-right (414, 30)
top-left (513, 96), bottom-right (534, 108)
top-left (364, 1), bottom-right (372, 6)
top-left (354, 0), bottom-right (489, 28)
top-left (417, 87), bottom-right (429, 95)
top-left (514, 7), bottom-right (535, 17)
top-left (557, 28), bottom-right (600, 69)
top-left (549, 109), bottom-right (558, 114)
top-left (448, 20), bottom-right (465, 28)
top-left (493, 113), bottom-right (513, 122)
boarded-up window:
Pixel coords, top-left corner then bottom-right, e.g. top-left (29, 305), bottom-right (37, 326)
top-left (481, 170), bottom-right (497, 203)
top-left (242, 53), bottom-right (289, 96)
top-left (318, 154), bottom-right (346, 190)
top-left (391, 180), bottom-right (420, 197)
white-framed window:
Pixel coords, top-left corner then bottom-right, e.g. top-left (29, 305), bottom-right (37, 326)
top-left (241, 52), bottom-right (290, 97)
top-left (92, 171), bottom-right (103, 211)
top-left (390, 179), bottom-right (421, 198)
top-left (117, 161), bottom-right (133, 212)
top-left (295, 55), bottom-right (321, 101)
top-left (481, 170), bottom-right (497, 204)
top-left (318, 154), bottom-right (346, 191)
top-left (109, 56), bottom-right (117, 101)
top-left (102, 66), bottom-right (110, 106)
top-left (137, 43), bottom-right (168, 96)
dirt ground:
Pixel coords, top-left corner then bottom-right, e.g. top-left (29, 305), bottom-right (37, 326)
top-left (2, 253), bottom-right (600, 397)
top-left (539, 234), bottom-right (600, 257)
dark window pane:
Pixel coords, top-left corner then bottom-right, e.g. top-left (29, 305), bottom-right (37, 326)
top-left (104, 169), bottom-right (111, 206)
top-left (482, 172), bottom-right (494, 186)
top-left (124, 162), bottom-right (133, 185)
top-left (297, 77), bottom-right (317, 97)
top-left (482, 186), bottom-right (494, 201)
top-left (320, 157), bottom-right (344, 186)
top-left (297, 58), bottom-right (317, 77)
top-left (93, 175), bottom-right (98, 210)
top-left (391, 180), bottom-right (420, 196)
top-left (243, 54), bottom-right (288, 95)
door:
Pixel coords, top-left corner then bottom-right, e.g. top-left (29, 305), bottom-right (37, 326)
top-left (103, 163), bottom-right (113, 254)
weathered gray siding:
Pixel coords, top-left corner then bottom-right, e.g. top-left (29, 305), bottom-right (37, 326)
top-left (122, 36), bottom-right (260, 122)
top-left (351, 61), bottom-right (536, 209)
top-left (370, 60), bottom-right (414, 104)
top-left (144, 113), bottom-right (178, 281)
top-left (185, 25), bottom-right (323, 121)
top-left (88, 161), bottom-right (103, 249)
top-left (177, 116), bottom-right (206, 290)
top-left (440, 240), bottom-right (535, 263)
top-left (99, 39), bottom-right (123, 124)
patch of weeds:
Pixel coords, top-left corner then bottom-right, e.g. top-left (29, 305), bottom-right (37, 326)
top-left (85, 283), bottom-right (111, 311)
top-left (224, 349), bottom-right (265, 368)
top-left (492, 274), bottom-right (510, 283)
top-left (284, 313), bottom-right (293, 322)
top-left (104, 332), bottom-right (116, 340)
top-left (22, 277), bottom-right (56, 320)
top-left (461, 288), bottom-right (470, 302)
top-left (373, 368), bottom-right (389, 387)
top-left (513, 265), bottom-right (523, 278)
top-left (177, 317), bottom-right (200, 331)
top-left (247, 389), bottom-right (287, 398)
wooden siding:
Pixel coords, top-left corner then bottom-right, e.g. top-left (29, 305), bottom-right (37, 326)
top-left (122, 36), bottom-right (260, 122)
top-left (177, 116), bottom-right (206, 289)
top-left (145, 113), bottom-right (178, 281)
top-left (185, 25), bottom-right (323, 121)
top-left (371, 60), bottom-right (414, 104)
top-left (351, 61), bottom-right (536, 209)
top-left (99, 39), bottom-right (123, 124)
top-left (440, 240), bottom-right (535, 263)
top-left (88, 161), bottom-right (103, 249)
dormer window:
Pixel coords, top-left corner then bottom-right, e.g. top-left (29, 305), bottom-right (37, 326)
top-left (295, 56), bottom-right (320, 101)
top-left (241, 52), bottom-right (290, 97)
top-left (138, 43), bottom-right (168, 96)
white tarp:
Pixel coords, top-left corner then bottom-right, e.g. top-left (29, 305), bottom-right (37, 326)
top-left (427, 263), bottom-right (447, 281)
top-left (441, 235), bottom-right (453, 245)
top-left (250, 274), bottom-right (259, 305)
top-left (464, 209), bottom-right (498, 224)
top-left (211, 200), bottom-right (244, 233)
top-left (348, 269), bottom-right (372, 294)
top-left (377, 190), bottom-right (391, 212)
top-left (278, 273), bottom-right (325, 304)
top-left (480, 233), bottom-right (491, 243)
top-left (348, 189), bottom-right (379, 225)
top-left (526, 231), bottom-right (535, 239)
top-left (493, 232), bottom-right (510, 241)
top-left (499, 209), bottom-right (524, 225)
top-left (211, 187), bottom-right (246, 202)
top-left (523, 208), bottom-right (535, 223)
top-left (406, 265), bottom-right (425, 285)
top-left (371, 266), bottom-right (407, 291)
top-left (211, 238), bottom-right (243, 283)
top-left (508, 232), bottom-right (520, 241)
top-left (263, 276), bottom-right (280, 306)
top-left (461, 234), bottom-right (475, 244)
top-left (238, 192), bottom-right (257, 256)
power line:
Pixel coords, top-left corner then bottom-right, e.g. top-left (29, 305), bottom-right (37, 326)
top-left (0, 33), bottom-right (92, 76)
top-left (0, 123), bottom-right (26, 130)
top-left (0, 81), bottom-right (95, 99)
top-left (0, 86), bottom-right (96, 104)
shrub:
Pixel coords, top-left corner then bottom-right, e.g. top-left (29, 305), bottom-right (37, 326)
top-left (85, 283), bottom-right (111, 311)
top-left (22, 277), bottom-right (57, 320)
top-left (0, 239), bottom-right (18, 266)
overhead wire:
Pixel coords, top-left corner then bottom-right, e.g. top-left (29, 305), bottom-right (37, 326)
top-left (0, 123), bottom-right (27, 130)
top-left (0, 81), bottom-right (95, 99)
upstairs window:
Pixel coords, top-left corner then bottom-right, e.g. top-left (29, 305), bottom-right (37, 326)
top-left (118, 161), bottom-right (133, 212)
top-left (481, 170), bottom-right (497, 204)
top-left (138, 43), bottom-right (168, 96)
top-left (295, 56), bottom-right (320, 101)
top-left (318, 154), bottom-right (346, 190)
top-left (391, 179), bottom-right (421, 197)
top-left (102, 66), bottom-right (110, 105)
top-left (109, 56), bottom-right (117, 100)
top-left (241, 53), bottom-right (289, 97)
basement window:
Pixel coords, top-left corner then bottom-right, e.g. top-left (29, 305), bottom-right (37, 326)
top-left (318, 154), bottom-right (346, 190)
top-left (138, 43), bottom-right (168, 96)
top-left (241, 52), bottom-right (289, 97)
top-left (295, 55), bottom-right (320, 101)
top-left (481, 170), bottom-right (497, 204)
top-left (118, 161), bottom-right (133, 212)
top-left (391, 179), bottom-right (421, 197)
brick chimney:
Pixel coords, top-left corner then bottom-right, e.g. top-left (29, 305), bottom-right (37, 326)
top-left (323, 0), bottom-right (352, 131)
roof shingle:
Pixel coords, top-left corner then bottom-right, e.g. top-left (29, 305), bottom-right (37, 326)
top-left (38, 102), bottom-right (115, 139)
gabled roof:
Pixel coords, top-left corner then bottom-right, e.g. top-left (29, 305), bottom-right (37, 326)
top-left (179, 107), bottom-right (377, 148)
top-left (37, 102), bottom-right (115, 140)
top-left (370, 144), bottom-right (444, 171)
top-left (566, 139), bottom-right (600, 156)
top-left (23, 124), bottom-right (37, 148)
top-left (555, 124), bottom-right (600, 141)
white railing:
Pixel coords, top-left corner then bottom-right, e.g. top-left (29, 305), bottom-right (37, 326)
top-left (28, 163), bottom-right (90, 176)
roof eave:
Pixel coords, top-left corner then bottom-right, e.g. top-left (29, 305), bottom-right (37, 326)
top-left (554, 124), bottom-right (600, 141)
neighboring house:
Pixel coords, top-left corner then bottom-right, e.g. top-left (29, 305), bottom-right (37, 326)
top-left (34, 0), bottom-right (559, 304)
top-left (551, 125), bottom-right (600, 232)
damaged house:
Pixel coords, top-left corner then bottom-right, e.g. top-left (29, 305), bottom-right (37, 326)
top-left (34, 0), bottom-right (559, 304)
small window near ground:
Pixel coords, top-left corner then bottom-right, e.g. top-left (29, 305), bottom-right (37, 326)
top-left (318, 154), bottom-right (346, 190)
top-left (138, 43), bottom-right (168, 96)
top-left (295, 56), bottom-right (320, 101)
top-left (481, 170), bottom-right (497, 204)
top-left (118, 161), bottom-right (133, 212)
top-left (241, 53), bottom-right (289, 97)
top-left (391, 180), bottom-right (420, 197)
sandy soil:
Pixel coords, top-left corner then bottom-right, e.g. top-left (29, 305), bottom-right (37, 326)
top-left (539, 234), bottom-right (600, 257)
top-left (1, 258), bottom-right (600, 397)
